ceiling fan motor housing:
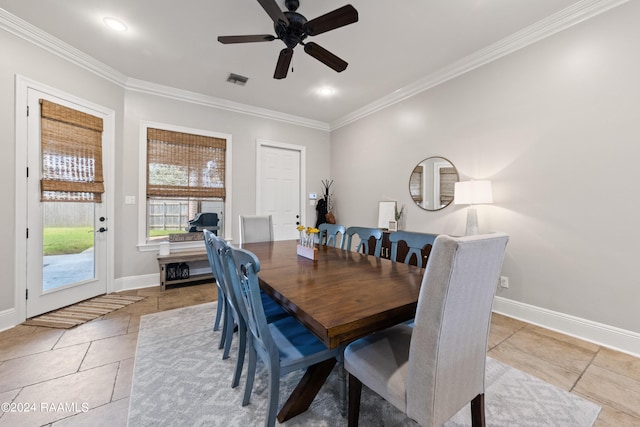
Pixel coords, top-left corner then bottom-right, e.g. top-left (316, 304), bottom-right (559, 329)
top-left (276, 11), bottom-right (308, 48)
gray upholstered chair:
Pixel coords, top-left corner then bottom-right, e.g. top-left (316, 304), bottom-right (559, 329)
top-left (344, 232), bottom-right (509, 427)
top-left (318, 223), bottom-right (346, 247)
top-left (389, 230), bottom-right (438, 268)
top-left (219, 244), bottom-right (340, 427)
top-left (343, 226), bottom-right (383, 257)
top-left (239, 215), bottom-right (273, 244)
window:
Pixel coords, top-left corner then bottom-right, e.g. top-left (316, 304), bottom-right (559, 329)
top-left (142, 124), bottom-right (231, 243)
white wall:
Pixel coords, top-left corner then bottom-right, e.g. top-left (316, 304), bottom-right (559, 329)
top-left (119, 90), bottom-right (330, 279)
top-left (0, 23), bottom-right (330, 324)
top-left (331, 1), bottom-right (640, 335)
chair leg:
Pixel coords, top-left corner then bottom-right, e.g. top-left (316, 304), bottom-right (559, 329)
top-left (232, 322), bottom-right (246, 388)
top-left (242, 345), bottom-right (257, 406)
top-left (265, 362), bottom-right (280, 427)
top-left (348, 373), bottom-right (362, 427)
top-left (471, 393), bottom-right (485, 427)
top-left (213, 286), bottom-right (224, 331)
top-left (218, 300), bottom-right (228, 350)
top-left (222, 310), bottom-right (235, 359)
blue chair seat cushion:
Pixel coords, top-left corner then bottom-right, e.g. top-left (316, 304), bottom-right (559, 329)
top-left (268, 316), bottom-right (336, 366)
top-left (260, 290), bottom-right (289, 322)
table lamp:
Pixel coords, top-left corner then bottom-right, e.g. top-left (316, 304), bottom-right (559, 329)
top-left (454, 180), bottom-right (493, 235)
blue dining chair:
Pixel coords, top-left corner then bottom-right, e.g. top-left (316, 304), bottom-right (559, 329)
top-left (204, 231), bottom-right (289, 388)
top-left (203, 230), bottom-right (226, 345)
top-left (388, 231), bottom-right (438, 268)
top-left (318, 223), bottom-right (346, 247)
top-left (343, 226), bottom-right (383, 257)
top-left (220, 244), bottom-right (341, 427)
top-left (204, 230), bottom-right (247, 390)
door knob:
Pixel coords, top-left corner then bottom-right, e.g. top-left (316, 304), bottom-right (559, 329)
top-left (97, 227), bottom-right (108, 233)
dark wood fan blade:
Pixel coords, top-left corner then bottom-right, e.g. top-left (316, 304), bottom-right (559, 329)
top-left (303, 5), bottom-right (358, 36)
top-left (304, 42), bottom-right (347, 72)
top-left (218, 35), bottom-right (275, 44)
top-left (258, 0), bottom-right (289, 26)
top-left (274, 48), bottom-right (294, 79)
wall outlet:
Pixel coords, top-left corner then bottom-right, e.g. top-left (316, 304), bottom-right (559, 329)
top-left (499, 276), bottom-right (509, 288)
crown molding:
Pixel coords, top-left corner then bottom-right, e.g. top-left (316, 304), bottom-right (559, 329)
top-left (0, 8), bottom-right (330, 132)
top-left (0, 8), bottom-right (128, 86)
top-left (330, 0), bottom-right (630, 130)
top-left (125, 78), bottom-right (330, 131)
top-left (1, 1), bottom-right (627, 133)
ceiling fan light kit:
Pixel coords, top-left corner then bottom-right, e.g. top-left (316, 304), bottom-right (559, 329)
top-left (218, 0), bottom-right (358, 79)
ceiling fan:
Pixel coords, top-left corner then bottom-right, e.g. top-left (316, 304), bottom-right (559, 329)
top-left (218, 0), bottom-right (358, 79)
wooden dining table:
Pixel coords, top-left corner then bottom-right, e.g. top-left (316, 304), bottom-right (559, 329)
top-left (239, 239), bottom-right (425, 422)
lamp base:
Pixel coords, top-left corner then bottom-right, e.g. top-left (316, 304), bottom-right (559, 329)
top-left (465, 206), bottom-right (479, 236)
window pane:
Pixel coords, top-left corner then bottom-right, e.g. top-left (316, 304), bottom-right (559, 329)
top-left (147, 198), bottom-right (223, 240)
top-left (43, 202), bottom-right (95, 291)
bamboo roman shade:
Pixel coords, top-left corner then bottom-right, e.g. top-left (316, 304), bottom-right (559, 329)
top-left (147, 128), bottom-right (226, 200)
top-left (40, 99), bottom-right (104, 203)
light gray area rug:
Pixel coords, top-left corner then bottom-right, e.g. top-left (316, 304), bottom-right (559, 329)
top-left (128, 302), bottom-right (601, 426)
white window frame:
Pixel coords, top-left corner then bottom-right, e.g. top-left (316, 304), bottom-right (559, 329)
top-left (137, 121), bottom-right (232, 251)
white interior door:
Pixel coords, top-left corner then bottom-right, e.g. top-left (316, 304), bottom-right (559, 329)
top-left (257, 140), bottom-right (304, 241)
top-left (25, 88), bottom-right (109, 317)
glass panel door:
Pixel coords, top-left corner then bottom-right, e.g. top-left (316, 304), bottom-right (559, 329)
top-left (26, 88), bottom-right (108, 318)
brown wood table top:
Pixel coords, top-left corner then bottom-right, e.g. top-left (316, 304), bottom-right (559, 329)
top-left (240, 240), bottom-right (425, 349)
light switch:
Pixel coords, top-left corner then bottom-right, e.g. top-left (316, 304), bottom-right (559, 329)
top-left (125, 196), bottom-right (136, 205)
top-left (309, 193), bottom-right (317, 200)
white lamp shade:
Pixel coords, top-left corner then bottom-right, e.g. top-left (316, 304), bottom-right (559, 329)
top-left (454, 180), bottom-right (493, 205)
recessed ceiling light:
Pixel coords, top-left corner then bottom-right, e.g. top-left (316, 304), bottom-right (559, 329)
top-left (317, 86), bottom-right (335, 97)
top-left (103, 17), bottom-right (128, 32)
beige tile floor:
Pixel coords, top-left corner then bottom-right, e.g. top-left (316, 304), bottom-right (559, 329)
top-left (0, 283), bottom-right (639, 426)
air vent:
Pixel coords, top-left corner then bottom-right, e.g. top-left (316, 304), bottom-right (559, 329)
top-left (226, 73), bottom-right (249, 86)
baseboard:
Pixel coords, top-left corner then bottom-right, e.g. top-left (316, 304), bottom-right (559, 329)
top-left (0, 308), bottom-right (18, 333)
top-left (113, 273), bottom-right (160, 292)
top-left (493, 296), bottom-right (640, 358)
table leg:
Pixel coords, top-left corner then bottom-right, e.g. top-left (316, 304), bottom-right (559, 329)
top-left (276, 358), bottom-right (337, 423)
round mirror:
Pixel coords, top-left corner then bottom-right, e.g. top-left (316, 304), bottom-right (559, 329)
top-left (409, 156), bottom-right (459, 211)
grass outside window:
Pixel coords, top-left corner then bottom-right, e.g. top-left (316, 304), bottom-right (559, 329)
top-left (43, 227), bottom-right (94, 256)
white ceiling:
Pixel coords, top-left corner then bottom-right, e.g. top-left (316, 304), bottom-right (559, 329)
top-left (1, 0), bottom-right (592, 125)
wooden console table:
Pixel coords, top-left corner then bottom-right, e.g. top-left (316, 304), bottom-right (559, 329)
top-left (157, 250), bottom-right (213, 290)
